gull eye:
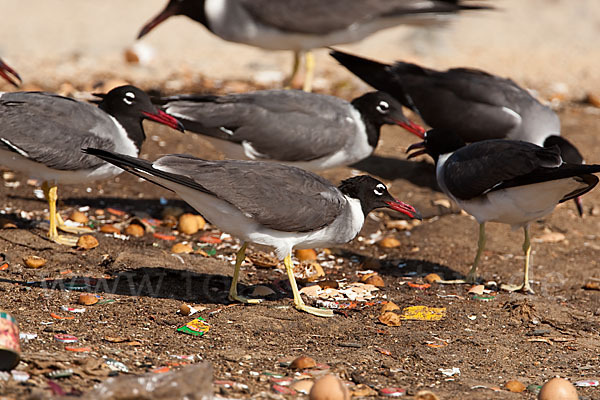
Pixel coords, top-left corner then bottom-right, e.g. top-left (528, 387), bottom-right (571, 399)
top-left (373, 183), bottom-right (386, 196)
top-left (123, 91), bottom-right (136, 105)
top-left (376, 101), bottom-right (390, 114)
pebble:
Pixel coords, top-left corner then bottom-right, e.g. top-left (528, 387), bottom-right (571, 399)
top-left (378, 312), bottom-right (401, 327)
top-left (309, 375), bottom-right (349, 400)
top-left (77, 294), bottom-right (98, 306)
top-left (380, 302), bottom-right (400, 313)
top-left (100, 224), bottom-right (121, 234)
top-left (178, 213), bottom-right (205, 235)
top-left (76, 235), bottom-right (98, 250)
top-left (505, 380), bottom-right (526, 392)
top-left (69, 211), bottom-right (88, 224)
top-left (290, 355), bottom-right (317, 370)
top-left (295, 249), bottom-right (317, 261)
top-left (125, 224), bottom-right (145, 237)
top-left (171, 242), bottom-right (193, 254)
top-left (24, 255), bottom-right (46, 269)
top-left (378, 236), bottom-right (401, 248)
top-left (424, 273), bottom-right (442, 283)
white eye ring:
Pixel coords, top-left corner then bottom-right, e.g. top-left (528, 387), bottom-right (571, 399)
top-left (376, 101), bottom-right (390, 114)
top-left (123, 92), bottom-right (136, 105)
top-left (373, 183), bottom-right (386, 196)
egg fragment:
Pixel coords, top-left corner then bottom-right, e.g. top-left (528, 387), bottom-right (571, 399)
top-left (538, 378), bottom-right (578, 400)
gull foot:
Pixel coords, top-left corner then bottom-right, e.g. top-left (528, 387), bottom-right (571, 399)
top-left (500, 282), bottom-right (535, 294)
top-left (295, 304), bottom-right (334, 318)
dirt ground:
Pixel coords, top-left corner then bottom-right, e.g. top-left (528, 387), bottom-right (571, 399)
top-left (0, 73), bottom-right (599, 399)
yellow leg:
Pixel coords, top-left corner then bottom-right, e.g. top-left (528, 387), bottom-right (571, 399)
top-left (55, 213), bottom-right (92, 234)
top-left (302, 51), bottom-right (315, 92)
top-left (42, 182), bottom-right (78, 246)
top-left (439, 223), bottom-right (485, 285)
top-left (284, 51), bottom-right (302, 89)
top-left (283, 253), bottom-right (333, 317)
top-left (501, 226), bottom-right (534, 293)
top-left (228, 243), bottom-right (261, 304)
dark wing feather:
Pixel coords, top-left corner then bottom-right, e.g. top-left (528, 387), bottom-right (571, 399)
top-left (84, 149), bottom-right (345, 233)
top-left (163, 90), bottom-right (353, 161)
top-left (0, 92), bottom-right (118, 170)
top-left (444, 140), bottom-right (563, 200)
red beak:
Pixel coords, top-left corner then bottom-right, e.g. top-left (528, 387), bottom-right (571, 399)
top-left (0, 58), bottom-right (21, 88)
top-left (394, 119), bottom-right (425, 139)
top-left (385, 200), bottom-right (422, 220)
top-left (142, 110), bottom-right (185, 132)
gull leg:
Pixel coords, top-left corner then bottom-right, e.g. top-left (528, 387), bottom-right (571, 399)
top-left (302, 51), bottom-right (315, 92)
top-left (284, 50), bottom-right (302, 89)
top-left (284, 253), bottom-right (333, 317)
top-left (56, 213), bottom-right (92, 234)
top-left (42, 182), bottom-right (78, 246)
top-left (228, 243), bottom-right (261, 304)
top-left (439, 223), bottom-right (485, 285)
top-left (501, 226), bottom-right (535, 293)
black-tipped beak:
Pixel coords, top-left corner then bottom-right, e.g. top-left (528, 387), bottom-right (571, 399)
top-left (137, 3), bottom-right (179, 39)
top-left (394, 118), bottom-right (426, 139)
top-left (142, 109), bottom-right (185, 132)
top-left (407, 141), bottom-right (427, 159)
top-left (0, 59), bottom-right (22, 88)
top-left (385, 200), bottom-right (422, 220)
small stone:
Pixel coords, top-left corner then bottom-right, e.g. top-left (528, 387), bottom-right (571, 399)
top-left (378, 312), bottom-right (401, 327)
top-left (505, 380), bottom-right (526, 393)
top-left (364, 274), bottom-right (385, 287)
top-left (77, 235), bottom-right (99, 250)
top-left (251, 285), bottom-right (276, 297)
top-left (415, 391), bottom-right (439, 400)
top-left (290, 355), bottom-right (316, 370)
top-left (24, 256), bottom-right (46, 269)
top-left (381, 302), bottom-right (400, 313)
top-left (125, 224), bottom-right (145, 237)
top-left (378, 236), bottom-right (401, 248)
top-left (291, 379), bottom-right (314, 394)
top-left (78, 293), bottom-right (99, 305)
top-left (178, 213), bottom-right (205, 235)
top-left (295, 248), bottom-right (318, 261)
top-left (424, 273), bottom-right (442, 283)
top-left (179, 304), bottom-right (192, 316)
top-left (309, 375), bottom-right (349, 400)
top-left (534, 231), bottom-right (566, 243)
top-left (100, 224), bottom-right (121, 234)
top-left (171, 243), bottom-right (193, 254)
top-left (124, 47), bottom-right (140, 64)
top-left (68, 211), bottom-right (88, 224)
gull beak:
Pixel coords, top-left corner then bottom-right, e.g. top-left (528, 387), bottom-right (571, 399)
top-left (385, 200), bottom-right (422, 220)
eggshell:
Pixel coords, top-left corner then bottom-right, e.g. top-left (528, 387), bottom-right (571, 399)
top-left (24, 256), bottom-right (46, 269)
top-left (77, 235), bottom-right (99, 249)
top-left (171, 243), bottom-right (193, 254)
top-left (290, 355), bottom-right (316, 370)
top-left (125, 224), bottom-right (144, 237)
top-left (309, 375), bottom-right (349, 400)
top-left (538, 378), bottom-right (578, 400)
top-left (295, 249), bottom-right (317, 261)
top-left (378, 236), bottom-right (400, 248)
top-left (178, 213), bottom-right (202, 235)
top-left (68, 211), bottom-right (88, 224)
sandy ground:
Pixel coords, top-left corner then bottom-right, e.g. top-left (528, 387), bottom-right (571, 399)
top-left (1, 0), bottom-right (600, 97)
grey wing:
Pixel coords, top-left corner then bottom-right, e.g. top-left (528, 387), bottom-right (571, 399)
top-left (165, 91), bottom-right (353, 161)
top-left (0, 93), bottom-right (117, 170)
top-left (238, 0), bottom-right (459, 35)
top-left (155, 156), bottom-right (346, 232)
